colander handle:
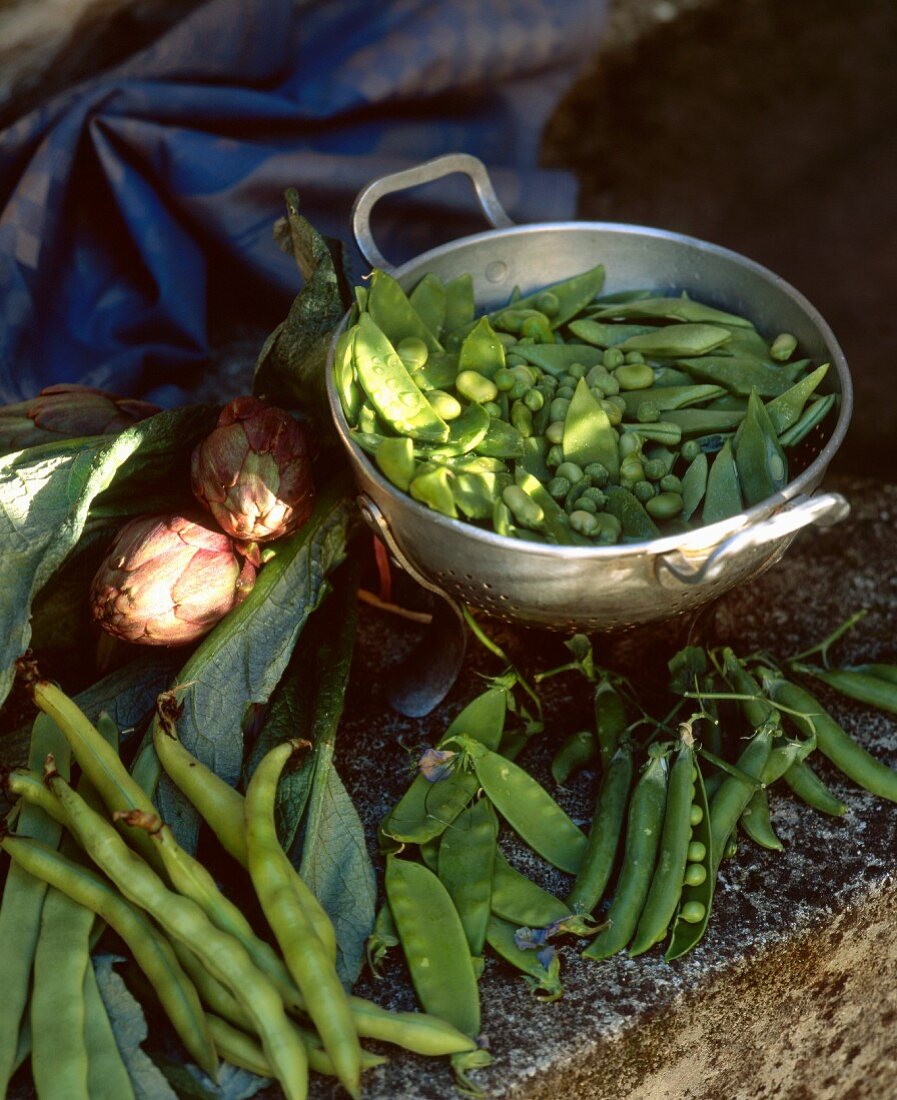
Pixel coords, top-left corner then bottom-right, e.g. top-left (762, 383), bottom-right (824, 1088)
top-left (352, 153), bottom-right (515, 270)
top-left (656, 491), bottom-right (850, 586)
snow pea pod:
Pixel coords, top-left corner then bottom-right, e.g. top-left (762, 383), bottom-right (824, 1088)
top-left (568, 743), bottom-right (634, 914)
top-left (666, 408), bottom-right (747, 436)
top-left (410, 464), bottom-right (458, 517)
top-left (665, 758), bottom-right (714, 960)
top-left (702, 440), bottom-right (742, 525)
top-left (454, 737), bottom-right (588, 874)
top-left (386, 857), bottom-right (481, 1038)
top-left (459, 316), bottom-right (505, 379)
top-left (368, 269), bottom-right (442, 352)
top-left (409, 273), bottom-right (447, 339)
top-left (563, 378), bottom-right (620, 476)
top-left (734, 390), bottom-right (788, 506)
top-left (476, 416), bottom-right (525, 459)
top-left (778, 393), bottom-right (837, 448)
top-left (437, 799), bottom-right (498, 960)
top-left (568, 319), bottom-right (656, 347)
top-left (675, 356), bottom-right (792, 397)
top-left (374, 436), bottom-right (416, 491)
top-left (426, 402), bottom-right (491, 457)
top-left (629, 742), bottom-right (696, 956)
top-left (782, 759), bottom-right (848, 817)
top-left (604, 485), bottom-right (660, 541)
top-left (618, 324), bottom-right (733, 358)
top-left (593, 296), bottom-right (753, 328)
top-left (513, 343), bottom-right (604, 377)
top-left (382, 686), bottom-right (508, 844)
top-left (334, 324), bottom-right (362, 423)
top-left (485, 916), bottom-right (562, 1001)
top-left (765, 363), bottom-right (830, 434)
top-left (620, 385), bottom-right (726, 418)
top-left (583, 749), bottom-right (669, 960)
top-left (353, 314), bottom-right (450, 443)
top-left (762, 673), bottom-right (897, 803)
top-left (515, 469), bottom-right (590, 545)
top-left (680, 450), bottom-right (708, 520)
top-left (443, 274), bottom-right (476, 334)
top-left (491, 850), bottom-right (572, 928)
top-left (791, 664), bottom-right (897, 716)
top-left (505, 263), bottom-right (606, 328)
top-left (452, 470), bottom-right (508, 520)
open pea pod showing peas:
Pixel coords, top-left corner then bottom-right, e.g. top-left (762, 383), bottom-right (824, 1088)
top-left (665, 755), bottom-right (714, 961)
top-left (449, 736), bottom-right (588, 874)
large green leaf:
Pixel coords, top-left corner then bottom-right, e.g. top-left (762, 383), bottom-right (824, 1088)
top-left (155, 477), bottom-right (355, 852)
top-left (0, 406), bottom-right (217, 709)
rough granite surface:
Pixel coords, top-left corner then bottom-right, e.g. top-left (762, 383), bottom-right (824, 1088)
top-left (287, 474), bottom-right (897, 1100)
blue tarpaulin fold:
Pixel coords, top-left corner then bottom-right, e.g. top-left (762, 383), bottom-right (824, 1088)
top-left (0, 0), bottom-right (607, 403)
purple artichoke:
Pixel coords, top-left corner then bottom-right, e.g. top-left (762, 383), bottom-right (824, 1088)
top-left (190, 397), bottom-right (315, 550)
top-left (90, 515), bottom-right (256, 646)
top-left (0, 384), bottom-right (160, 451)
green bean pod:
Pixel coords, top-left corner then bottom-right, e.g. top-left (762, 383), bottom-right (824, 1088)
top-left (485, 917), bottom-right (563, 1002)
top-left (4, 767), bottom-right (70, 827)
top-left (83, 963), bottom-right (135, 1100)
top-left (244, 742), bottom-right (355, 1098)
top-left (583, 750), bottom-right (669, 960)
top-left (385, 857), bottom-right (481, 1039)
top-left (782, 759), bottom-right (848, 817)
top-left (792, 664), bottom-right (897, 716)
top-left (763, 673), bottom-right (897, 803)
top-left (568, 743), bottom-right (634, 915)
top-left (708, 722), bottom-right (774, 880)
top-left (0, 834), bottom-right (218, 1080)
top-left (457, 738), bottom-right (588, 874)
top-left (629, 743), bottom-right (696, 956)
top-left (665, 759), bottom-right (714, 961)
top-left (437, 799), bottom-right (498, 960)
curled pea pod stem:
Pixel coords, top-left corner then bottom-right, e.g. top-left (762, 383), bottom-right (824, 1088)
top-left (385, 856), bottom-right (482, 1039)
top-left (244, 741), bottom-right (356, 1099)
top-left (583, 750), bottom-right (669, 961)
top-left (0, 834), bottom-right (218, 1080)
top-left (762, 673), bottom-right (897, 803)
top-left (437, 799), bottom-right (498, 959)
top-left (452, 736), bottom-right (588, 874)
top-left (782, 759), bottom-right (848, 817)
top-left (792, 664), bottom-right (897, 717)
top-left (665, 758), bottom-right (714, 961)
top-left (629, 742), bottom-right (696, 957)
top-left (485, 916), bottom-right (563, 1002)
top-left (47, 774), bottom-right (312, 1100)
top-left (708, 722), bottom-right (774, 880)
top-left (568, 743), bottom-right (634, 915)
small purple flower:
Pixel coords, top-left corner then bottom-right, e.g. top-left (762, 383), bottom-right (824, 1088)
top-left (418, 748), bottom-right (456, 783)
top-left (536, 945), bottom-right (557, 971)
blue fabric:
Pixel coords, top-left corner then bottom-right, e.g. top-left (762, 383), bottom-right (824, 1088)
top-left (0, 0), bottom-right (607, 404)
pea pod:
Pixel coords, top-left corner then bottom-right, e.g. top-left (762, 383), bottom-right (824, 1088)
top-left (485, 917), bottom-right (562, 1001)
top-left (452, 470), bottom-right (507, 520)
top-left (515, 469), bottom-right (590, 546)
top-left (409, 273), bottom-right (447, 339)
top-left (353, 314), bottom-right (450, 443)
top-left (778, 393), bottom-right (837, 448)
top-left (782, 759), bottom-right (848, 817)
top-left (790, 663), bottom-right (897, 716)
top-left (334, 324), bottom-right (362, 423)
top-left (437, 799), bottom-right (498, 959)
top-left (458, 316), bottom-right (505, 379)
top-left (563, 378), bottom-right (620, 477)
top-left (734, 390), bottom-right (788, 506)
top-left (567, 743), bottom-right (634, 915)
top-left (680, 451), bottom-right (708, 520)
top-left (476, 416), bottom-right (524, 459)
top-left (504, 264), bottom-right (606, 328)
top-left (702, 439), bottom-right (742, 525)
top-left (368, 269), bottom-right (442, 352)
top-left (675, 356), bottom-right (792, 397)
top-left (761, 672), bottom-right (897, 803)
top-left (593, 296), bottom-right (753, 328)
top-left (551, 730), bottom-right (596, 786)
top-left (83, 963), bottom-right (135, 1100)
top-left (381, 685), bottom-right (508, 844)
top-left (386, 857), bottom-right (481, 1037)
top-left (708, 721), bottom-right (774, 880)
top-left (491, 850), bottom-right (572, 928)
top-left (620, 385), bottom-right (726, 418)
top-left (665, 408), bottom-right (747, 436)
top-left (410, 464), bottom-right (458, 517)
top-left (594, 678), bottom-right (628, 774)
top-left (453, 736), bottom-right (588, 874)
top-left (583, 749), bottom-right (669, 960)
top-left (765, 363), bottom-right (830, 434)
top-left (513, 343), bottom-right (604, 377)
top-left (739, 787), bottom-right (782, 851)
top-left (629, 742), bottom-right (697, 956)
top-left (427, 402), bottom-right (491, 457)
top-left (374, 436), bottom-right (416, 491)
top-left (665, 758), bottom-right (714, 960)
top-left (568, 319), bottom-right (656, 347)
top-left (617, 324), bottom-right (733, 358)
top-left (443, 274), bottom-right (476, 334)
top-left (837, 663), bottom-right (897, 686)
top-left (604, 485), bottom-right (661, 541)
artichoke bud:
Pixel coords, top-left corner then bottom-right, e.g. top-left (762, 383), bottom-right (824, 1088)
top-left (191, 396), bottom-right (315, 544)
top-left (0, 384), bottom-right (160, 451)
top-left (90, 515), bottom-right (256, 646)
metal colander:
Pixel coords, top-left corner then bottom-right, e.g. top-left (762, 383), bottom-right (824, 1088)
top-left (325, 154), bottom-right (852, 632)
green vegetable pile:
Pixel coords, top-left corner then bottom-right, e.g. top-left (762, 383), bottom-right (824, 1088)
top-left (369, 613), bottom-right (897, 1017)
top-left (335, 266), bottom-right (837, 543)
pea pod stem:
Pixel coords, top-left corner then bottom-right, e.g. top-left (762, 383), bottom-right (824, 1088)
top-left (787, 610), bottom-right (868, 665)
